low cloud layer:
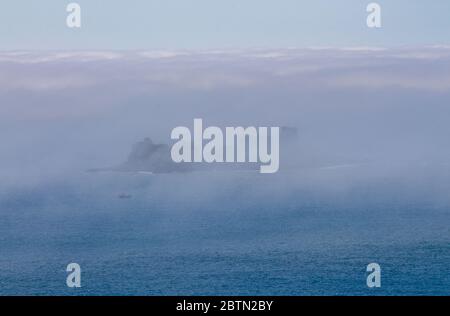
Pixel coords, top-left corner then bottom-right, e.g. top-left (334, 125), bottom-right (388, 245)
top-left (1, 47), bottom-right (450, 191)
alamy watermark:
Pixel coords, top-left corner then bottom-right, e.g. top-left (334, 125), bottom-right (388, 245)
top-left (170, 119), bottom-right (280, 174)
top-left (65, 2), bottom-right (382, 29)
top-left (66, 263), bottom-right (81, 288)
top-left (366, 263), bottom-right (381, 288)
top-left (66, 3), bottom-right (81, 28)
top-left (366, 3), bottom-right (382, 28)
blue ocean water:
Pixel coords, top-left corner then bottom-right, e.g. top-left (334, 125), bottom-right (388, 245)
top-left (0, 170), bottom-right (449, 295)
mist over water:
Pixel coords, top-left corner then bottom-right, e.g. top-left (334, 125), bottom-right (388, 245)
top-left (0, 48), bottom-right (449, 295)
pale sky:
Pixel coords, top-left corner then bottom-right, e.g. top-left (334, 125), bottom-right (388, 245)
top-left (0, 0), bottom-right (449, 50)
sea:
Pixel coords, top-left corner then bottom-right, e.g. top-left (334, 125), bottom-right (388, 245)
top-left (0, 169), bottom-right (449, 295)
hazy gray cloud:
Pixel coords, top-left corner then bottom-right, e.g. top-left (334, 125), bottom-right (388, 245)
top-left (1, 47), bottom-right (450, 191)
top-left (1, 47), bottom-right (450, 97)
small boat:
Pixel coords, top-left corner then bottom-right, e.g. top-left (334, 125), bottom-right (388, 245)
top-left (118, 193), bottom-right (132, 199)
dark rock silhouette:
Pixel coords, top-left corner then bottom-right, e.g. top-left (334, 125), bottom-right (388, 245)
top-left (115, 138), bottom-right (191, 173)
top-left (87, 138), bottom-right (190, 174)
top-left (89, 128), bottom-right (299, 174)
